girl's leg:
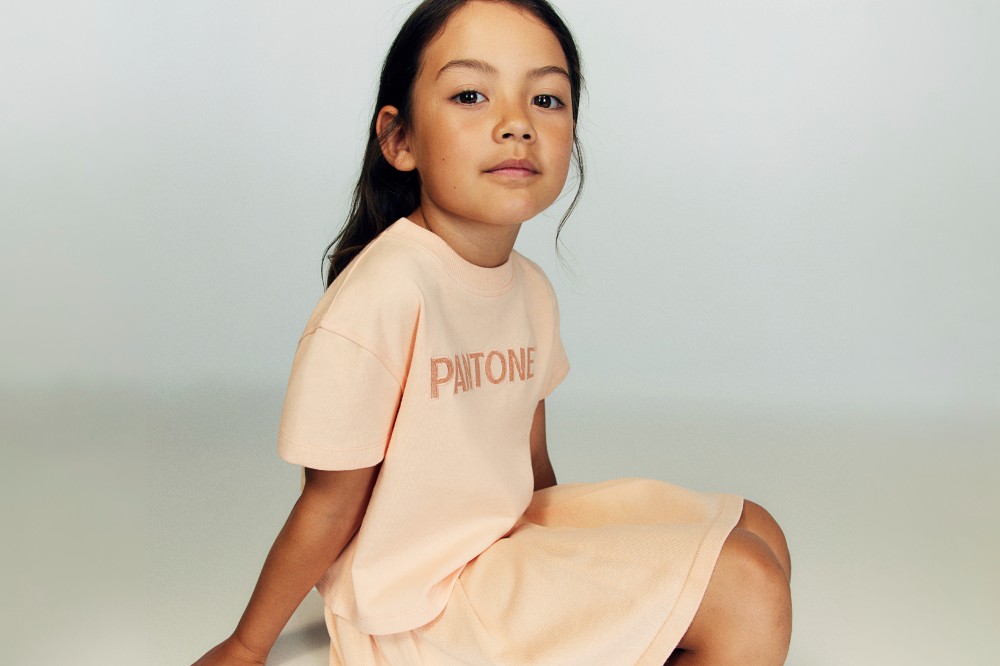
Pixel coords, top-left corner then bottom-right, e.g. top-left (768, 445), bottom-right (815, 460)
top-left (736, 500), bottom-right (791, 580)
top-left (667, 502), bottom-right (792, 665)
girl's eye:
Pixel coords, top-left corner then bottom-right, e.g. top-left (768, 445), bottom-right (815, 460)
top-left (533, 94), bottom-right (564, 109)
top-left (454, 90), bottom-right (486, 105)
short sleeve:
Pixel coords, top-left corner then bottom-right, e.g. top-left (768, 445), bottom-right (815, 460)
top-left (541, 330), bottom-right (569, 398)
top-left (540, 299), bottom-right (570, 399)
top-left (278, 327), bottom-right (402, 470)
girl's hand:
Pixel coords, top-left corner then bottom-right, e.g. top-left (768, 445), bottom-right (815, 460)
top-left (191, 634), bottom-right (267, 666)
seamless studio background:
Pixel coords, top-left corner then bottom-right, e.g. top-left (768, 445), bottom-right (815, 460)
top-left (2, 1), bottom-right (997, 664)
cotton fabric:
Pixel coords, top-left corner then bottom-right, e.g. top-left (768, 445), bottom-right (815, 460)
top-left (278, 218), bottom-right (743, 663)
top-left (279, 218), bottom-right (568, 634)
top-left (326, 478), bottom-right (742, 665)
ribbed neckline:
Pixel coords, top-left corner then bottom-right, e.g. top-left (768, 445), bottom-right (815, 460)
top-left (387, 217), bottom-right (515, 293)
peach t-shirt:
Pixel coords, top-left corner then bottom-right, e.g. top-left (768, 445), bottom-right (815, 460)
top-left (277, 218), bottom-right (569, 635)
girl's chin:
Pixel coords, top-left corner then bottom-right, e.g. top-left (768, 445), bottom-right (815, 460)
top-left (485, 200), bottom-right (561, 225)
top-left (427, 208), bottom-right (550, 228)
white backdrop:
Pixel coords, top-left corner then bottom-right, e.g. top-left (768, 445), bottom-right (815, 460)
top-left (3, 1), bottom-right (998, 664)
top-left (3, 0), bottom-right (998, 411)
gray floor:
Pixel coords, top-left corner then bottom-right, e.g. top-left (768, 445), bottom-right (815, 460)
top-left (7, 387), bottom-right (998, 665)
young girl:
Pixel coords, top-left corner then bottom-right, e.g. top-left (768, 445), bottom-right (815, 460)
top-left (195, 1), bottom-right (792, 664)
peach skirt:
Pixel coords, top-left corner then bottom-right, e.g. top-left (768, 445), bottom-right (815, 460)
top-left (325, 477), bottom-right (743, 665)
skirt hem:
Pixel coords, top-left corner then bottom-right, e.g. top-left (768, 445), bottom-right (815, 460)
top-left (635, 492), bottom-right (744, 664)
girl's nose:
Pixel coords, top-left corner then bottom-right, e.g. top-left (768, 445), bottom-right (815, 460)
top-left (494, 107), bottom-right (535, 143)
top-left (502, 129), bottom-right (533, 141)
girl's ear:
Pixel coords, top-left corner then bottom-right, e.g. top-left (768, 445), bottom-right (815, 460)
top-left (376, 105), bottom-right (417, 172)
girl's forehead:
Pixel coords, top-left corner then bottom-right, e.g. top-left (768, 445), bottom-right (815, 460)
top-left (419, 1), bottom-right (568, 75)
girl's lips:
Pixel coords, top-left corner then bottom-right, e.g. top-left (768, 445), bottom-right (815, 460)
top-left (485, 158), bottom-right (540, 175)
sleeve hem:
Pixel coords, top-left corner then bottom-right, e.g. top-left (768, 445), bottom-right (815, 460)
top-left (540, 362), bottom-right (569, 399)
top-left (278, 432), bottom-right (386, 471)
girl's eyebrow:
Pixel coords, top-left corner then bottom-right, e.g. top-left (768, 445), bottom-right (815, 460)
top-left (435, 58), bottom-right (570, 83)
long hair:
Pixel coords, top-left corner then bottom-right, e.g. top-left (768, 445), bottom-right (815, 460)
top-left (323, 0), bottom-right (585, 287)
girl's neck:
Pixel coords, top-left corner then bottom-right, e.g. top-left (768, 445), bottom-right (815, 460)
top-left (408, 207), bottom-right (520, 268)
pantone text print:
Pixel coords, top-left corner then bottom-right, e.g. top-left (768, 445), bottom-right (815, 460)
top-left (430, 346), bottom-right (536, 399)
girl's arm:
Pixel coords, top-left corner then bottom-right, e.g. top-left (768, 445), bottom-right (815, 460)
top-left (193, 464), bottom-right (380, 665)
top-left (529, 400), bottom-right (557, 491)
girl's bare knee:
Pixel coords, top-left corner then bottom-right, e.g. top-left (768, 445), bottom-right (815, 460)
top-left (677, 528), bottom-right (791, 664)
top-left (739, 499), bottom-right (792, 581)
top-left (731, 529), bottom-right (791, 661)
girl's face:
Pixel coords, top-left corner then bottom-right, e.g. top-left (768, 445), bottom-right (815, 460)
top-left (390, 1), bottom-right (575, 231)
